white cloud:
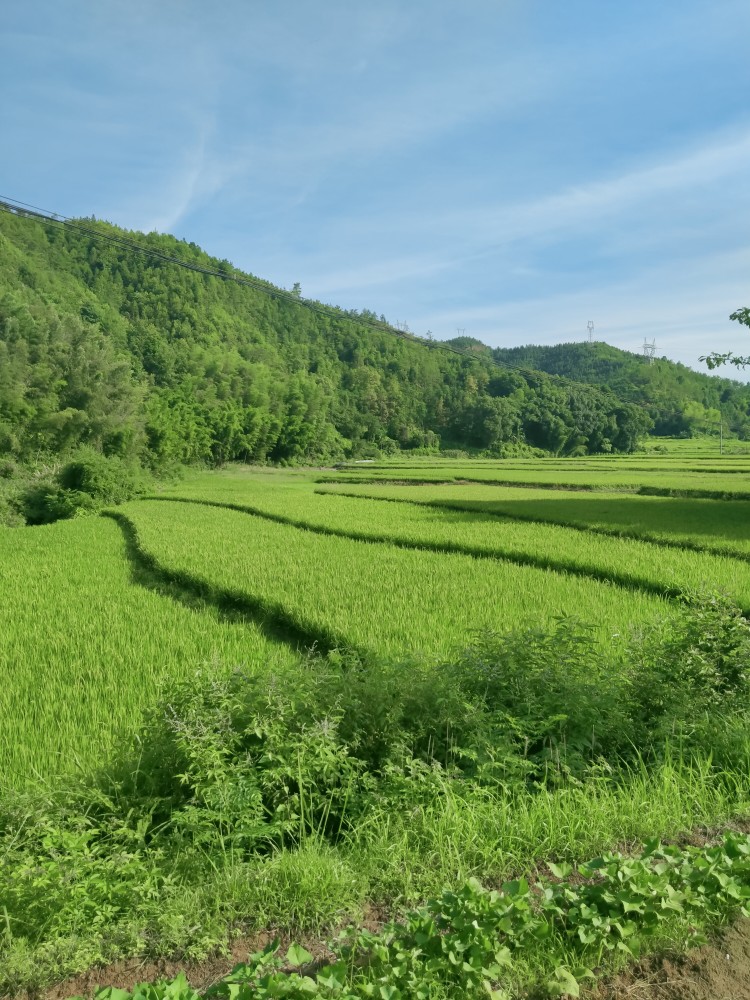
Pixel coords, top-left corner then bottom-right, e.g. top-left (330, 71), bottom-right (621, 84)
top-left (288, 126), bottom-right (750, 328)
top-left (413, 126), bottom-right (750, 256)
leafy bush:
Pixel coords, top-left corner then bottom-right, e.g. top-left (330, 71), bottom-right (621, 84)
top-left (629, 592), bottom-right (750, 742)
top-left (58, 449), bottom-right (142, 503)
top-left (451, 618), bottom-right (629, 782)
top-left (105, 595), bottom-right (750, 856)
top-left (17, 449), bottom-right (144, 524)
top-left (0, 458), bottom-right (18, 479)
top-left (0, 491), bottom-right (25, 526)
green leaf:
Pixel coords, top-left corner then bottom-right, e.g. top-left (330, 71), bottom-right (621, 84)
top-left (286, 943), bottom-right (314, 966)
top-left (548, 861), bottom-right (573, 879)
top-left (547, 967), bottom-right (580, 997)
top-left (378, 986), bottom-right (401, 1000)
top-left (502, 877), bottom-right (529, 897)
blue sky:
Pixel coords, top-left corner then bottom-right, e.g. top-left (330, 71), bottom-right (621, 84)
top-left (2, 0), bottom-right (749, 373)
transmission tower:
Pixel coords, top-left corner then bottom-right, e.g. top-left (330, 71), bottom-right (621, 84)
top-left (642, 338), bottom-right (657, 364)
top-left (587, 320), bottom-right (594, 343)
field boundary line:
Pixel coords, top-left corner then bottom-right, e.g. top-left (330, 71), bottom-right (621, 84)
top-left (104, 510), bottom-right (359, 658)
top-left (317, 475), bottom-right (619, 491)
top-left (147, 496), bottom-right (690, 607)
top-left (317, 488), bottom-right (750, 566)
top-left (317, 476), bottom-right (750, 500)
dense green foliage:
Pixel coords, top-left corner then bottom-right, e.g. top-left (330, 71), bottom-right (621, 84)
top-left (472, 339), bottom-right (750, 438)
top-left (0, 600), bottom-right (750, 996)
top-left (0, 209), bottom-right (650, 470)
top-left (76, 833), bottom-right (750, 999)
top-left (17, 448), bottom-right (144, 524)
top-left (4, 595), bottom-right (750, 995)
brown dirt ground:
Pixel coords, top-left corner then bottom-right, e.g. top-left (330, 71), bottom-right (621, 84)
top-left (593, 918), bottom-right (750, 1000)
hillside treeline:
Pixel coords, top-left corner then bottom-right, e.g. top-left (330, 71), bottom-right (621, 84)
top-left (483, 340), bottom-right (750, 439)
top-left (0, 210), bottom-right (649, 467)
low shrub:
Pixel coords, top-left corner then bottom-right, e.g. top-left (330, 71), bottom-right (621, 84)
top-left (58, 449), bottom-right (141, 502)
top-left (629, 591), bottom-right (750, 744)
top-left (0, 458), bottom-right (18, 479)
top-left (103, 594), bottom-right (750, 854)
top-left (17, 449), bottom-right (145, 524)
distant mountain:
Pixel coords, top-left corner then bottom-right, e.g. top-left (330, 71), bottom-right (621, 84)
top-left (0, 208), bottom-right (650, 467)
top-left (444, 339), bottom-right (750, 439)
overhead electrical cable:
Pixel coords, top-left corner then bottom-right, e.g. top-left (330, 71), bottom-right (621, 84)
top-left (0, 194), bottom-right (615, 398)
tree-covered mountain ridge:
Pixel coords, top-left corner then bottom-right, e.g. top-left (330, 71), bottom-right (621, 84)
top-left (445, 337), bottom-right (750, 440)
top-left (1, 208), bottom-right (652, 468)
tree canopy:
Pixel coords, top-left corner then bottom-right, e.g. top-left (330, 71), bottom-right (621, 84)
top-left (0, 210), bottom-right (656, 466)
top-left (482, 338), bottom-right (750, 440)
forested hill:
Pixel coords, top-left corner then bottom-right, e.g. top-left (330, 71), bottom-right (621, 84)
top-left (0, 209), bottom-right (650, 468)
top-left (481, 341), bottom-right (750, 439)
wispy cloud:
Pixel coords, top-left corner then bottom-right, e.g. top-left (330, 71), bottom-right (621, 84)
top-left (364, 124), bottom-right (750, 267)
top-left (285, 124), bottom-right (749, 307)
top-left (471, 127), bottom-right (750, 247)
top-left (133, 115), bottom-right (252, 235)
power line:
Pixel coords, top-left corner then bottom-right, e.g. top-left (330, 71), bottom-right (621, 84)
top-left (0, 194), bottom-right (616, 399)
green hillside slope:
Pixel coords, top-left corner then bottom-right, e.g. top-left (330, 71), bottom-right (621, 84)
top-left (0, 207), bottom-right (648, 468)
top-left (484, 340), bottom-right (750, 439)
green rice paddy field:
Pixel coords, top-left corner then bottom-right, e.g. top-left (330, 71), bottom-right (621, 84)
top-left (5, 452), bottom-right (750, 996)
top-left (320, 460), bottom-right (750, 496)
top-left (8, 453), bottom-right (750, 788)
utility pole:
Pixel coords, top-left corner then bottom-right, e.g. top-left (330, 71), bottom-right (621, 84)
top-left (587, 320), bottom-right (594, 343)
top-left (642, 339), bottom-right (657, 364)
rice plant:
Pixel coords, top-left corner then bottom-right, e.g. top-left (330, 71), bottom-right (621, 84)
top-left (316, 479), bottom-right (750, 558)
top-left (120, 498), bottom-right (675, 663)
top-left (159, 474), bottom-right (750, 608)
top-left (0, 517), bottom-right (298, 787)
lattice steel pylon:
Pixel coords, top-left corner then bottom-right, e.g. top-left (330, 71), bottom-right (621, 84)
top-left (642, 338), bottom-right (657, 364)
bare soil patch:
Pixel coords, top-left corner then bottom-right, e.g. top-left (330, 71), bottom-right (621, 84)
top-left (594, 919), bottom-right (750, 1000)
